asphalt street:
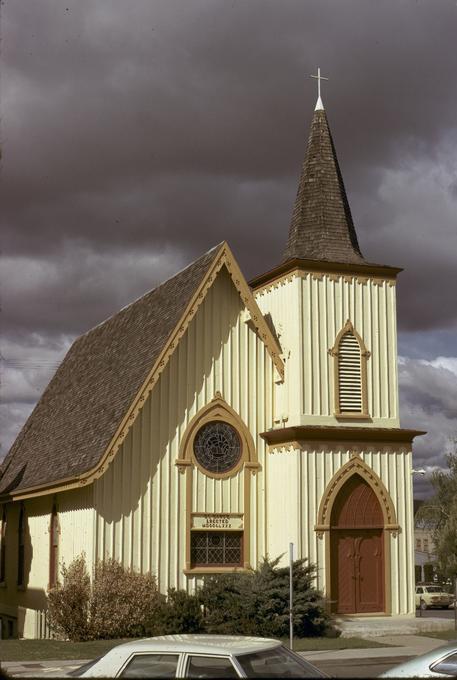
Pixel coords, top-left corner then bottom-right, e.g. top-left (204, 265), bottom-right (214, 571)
top-left (415, 607), bottom-right (455, 619)
top-left (0, 656), bottom-right (415, 678)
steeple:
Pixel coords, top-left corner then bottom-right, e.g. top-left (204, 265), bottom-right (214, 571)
top-left (282, 98), bottom-right (365, 265)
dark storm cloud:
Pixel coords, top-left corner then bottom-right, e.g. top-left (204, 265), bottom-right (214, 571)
top-left (2, 0), bottom-right (457, 475)
top-left (399, 357), bottom-right (457, 498)
top-left (3, 1), bottom-right (457, 274)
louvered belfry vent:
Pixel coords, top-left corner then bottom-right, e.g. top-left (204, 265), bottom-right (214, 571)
top-left (338, 332), bottom-right (362, 413)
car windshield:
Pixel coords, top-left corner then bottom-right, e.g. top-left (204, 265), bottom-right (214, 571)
top-left (426, 586), bottom-right (444, 593)
top-left (236, 646), bottom-right (324, 678)
top-left (68, 657), bottom-right (103, 677)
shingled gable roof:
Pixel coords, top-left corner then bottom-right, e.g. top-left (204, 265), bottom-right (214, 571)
top-left (1, 242), bottom-right (284, 499)
top-left (282, 100), bottom-right (366, 265)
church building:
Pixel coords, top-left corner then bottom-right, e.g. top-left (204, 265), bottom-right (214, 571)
top-left (0, 89), bottom-right (424, 638)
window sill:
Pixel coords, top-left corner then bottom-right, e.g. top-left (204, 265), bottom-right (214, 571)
top-left (335, 413), bottom-right (372, 421)
top-left (184, 566), bottom-right (251, 575)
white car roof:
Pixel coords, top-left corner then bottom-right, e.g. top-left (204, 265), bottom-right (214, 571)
top-left (104, 634), bottom-right (280, 656)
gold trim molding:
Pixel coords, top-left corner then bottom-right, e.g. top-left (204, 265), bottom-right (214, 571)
top-left (329, 319), bottom-right (370, 418)
top-left (175, 394), bottom-right (258, 572)
top-left (175, 393), bottom-right (260, 479)
top-left (9, 243), bottom-right (281, 501)
top-left (314, 456), bottom-right (399, 537)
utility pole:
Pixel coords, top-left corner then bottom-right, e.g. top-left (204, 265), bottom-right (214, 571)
top-left (289, 543), bottom-right (294, 650)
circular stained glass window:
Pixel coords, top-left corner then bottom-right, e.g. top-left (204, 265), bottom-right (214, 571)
top-left (193, 421), bottom-right (242, 474)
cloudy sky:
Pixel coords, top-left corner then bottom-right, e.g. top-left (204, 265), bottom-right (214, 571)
top-left (1, 0), bottom-right (457, 498)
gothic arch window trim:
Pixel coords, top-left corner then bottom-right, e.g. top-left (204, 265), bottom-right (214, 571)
top-left (175, 393), bottom-right (259, 574)
top-left (315, 455), bottom-right (398, 535)
top-left (329, 319), bottom-right (370, 419)
top-left (176, 392), bottom-right (259, 480)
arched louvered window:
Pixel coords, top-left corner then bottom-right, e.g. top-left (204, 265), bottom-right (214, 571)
top-left (338, 332), bottom-right (362, 413)
top-left (0, 506), bottom-right (6, 583)
top-left (49, 504), bottom-right (60, 588)
top-left (329, 320), bottom-right (370, 418)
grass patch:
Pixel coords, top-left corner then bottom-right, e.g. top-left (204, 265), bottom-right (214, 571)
top-left (0, 638), bottom-right (130, 662)
top-left (420, 629), bottom-right (457, 641)
top-left (0, 635), bottom-right (392, 662)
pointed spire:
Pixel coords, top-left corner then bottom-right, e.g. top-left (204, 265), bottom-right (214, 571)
top-left (282, 104), bottom-right (365, 265)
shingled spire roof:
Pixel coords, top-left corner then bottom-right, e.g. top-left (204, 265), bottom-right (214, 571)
top-left (282, 98), bottom-right (365, 265)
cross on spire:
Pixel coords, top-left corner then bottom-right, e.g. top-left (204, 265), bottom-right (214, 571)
top-left (310, 67), bottom-right (328, 110)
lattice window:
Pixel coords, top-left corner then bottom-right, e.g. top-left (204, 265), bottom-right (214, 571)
top-left (190, 531), bottom-right (243, 567)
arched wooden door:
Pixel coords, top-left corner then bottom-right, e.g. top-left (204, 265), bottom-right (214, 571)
top-left (330, 474), bottom-right (385, 614)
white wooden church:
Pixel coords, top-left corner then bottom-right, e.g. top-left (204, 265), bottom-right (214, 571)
top-left (0, 88), bottom-right (423, 638)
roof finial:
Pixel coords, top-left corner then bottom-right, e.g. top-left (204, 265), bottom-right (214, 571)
top-left (310, 67), bottom-right (328, 111)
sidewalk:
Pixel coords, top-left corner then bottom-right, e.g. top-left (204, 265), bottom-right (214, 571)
top-left (1, 659), bottom-right (89, 677)
top-left (335, 614), bottom-right (455, 638)
top-left (301, 634), bottom-right (449, 662)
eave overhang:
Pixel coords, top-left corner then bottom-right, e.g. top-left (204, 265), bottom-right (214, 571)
top-left (249, 257), bottom-right (403, 292)
top-left (260, 425), bottom-right (426, 449)
top-left (1, 242), bottom-right (285, 502)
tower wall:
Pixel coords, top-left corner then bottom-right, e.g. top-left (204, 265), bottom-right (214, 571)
top-left (255, 270), bottom-right (399, 427)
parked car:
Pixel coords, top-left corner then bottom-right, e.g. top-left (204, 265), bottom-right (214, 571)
top-left (415, 584), bottom-right (454, 610)
top-left (69, 635), bottom-right (327, 678)
top-left (380, 640), bottom-right (457, 677)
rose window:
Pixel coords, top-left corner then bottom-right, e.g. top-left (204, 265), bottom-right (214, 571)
top-left (193, 421), bottom-right (241, 474)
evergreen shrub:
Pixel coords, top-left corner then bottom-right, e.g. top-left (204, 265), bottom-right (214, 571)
top-left (199, 557), bottom-right (330, 638)
top-left (147, 588), bottom-right (204, 635)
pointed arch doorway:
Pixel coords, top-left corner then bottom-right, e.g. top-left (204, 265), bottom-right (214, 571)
top-left (330, 474), bottom-right (385, 614)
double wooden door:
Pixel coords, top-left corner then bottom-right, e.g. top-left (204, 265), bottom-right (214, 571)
top-left (330, 474), bottom-right (385, 614)
top-left (331, 528), bottom-right (384, 614)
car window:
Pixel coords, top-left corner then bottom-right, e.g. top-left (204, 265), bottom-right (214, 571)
top-left (68, 657), bottom-right (103, 677)
top-left (426, 586), bottom-right (443, 593)
top-left (431, 651), bottom-right (457, 676)
top-left (185, 655), bottom-right (239, 678)
top-left (119, 653), bottom-right (179, 678)
top-left (416, 587), bottom-right (423, 594)
top-left (236, 646), bottom-right (325, 678)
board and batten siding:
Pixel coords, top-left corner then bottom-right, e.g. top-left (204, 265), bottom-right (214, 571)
top-left (0, 487), bottom-right (94, 638)
top-left (255, 272), bottom-right (399, 427)
top-left (266, 445), bottom-right (415, 615)
top-left (93, 268), bottom-right (275, 592)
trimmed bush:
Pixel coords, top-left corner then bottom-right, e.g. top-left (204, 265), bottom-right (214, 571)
top-left (47, 555), bottom-right (91, 641)
top-left (47, 556), bottom-right (162, 641)
top-left (90, 559), bottom-right (162, 639)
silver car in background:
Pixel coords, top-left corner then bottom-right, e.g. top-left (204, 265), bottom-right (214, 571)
top-left (381, 640), bottom-right (457, 677)
top-left (70, 634), bottom-right (327, 678)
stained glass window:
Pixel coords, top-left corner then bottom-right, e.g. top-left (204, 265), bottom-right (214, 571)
top-left (193, 421), bottom-right (241, 474)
